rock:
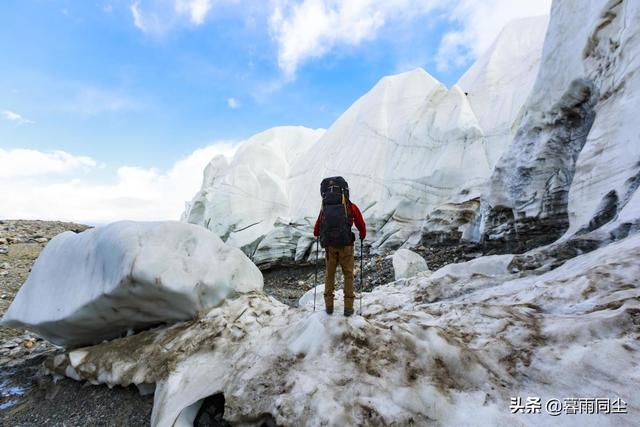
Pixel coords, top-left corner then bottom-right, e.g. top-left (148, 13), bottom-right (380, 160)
top-left (391, 249), bottom-right (430, 280)
top-left (0, 247), bottom-right (8, 255)
top-left (1, 340), bottom-right (19, 349)
top-left (0, 221), bottom-right (263, 348)
top-left (34, 237), bottom-right (49, 244)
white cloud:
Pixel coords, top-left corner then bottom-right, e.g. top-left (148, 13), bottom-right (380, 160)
top-left (0, 143), bottom-right (238, 223)
top-left (268, 0), bottom-right (456, 79)
top-left (269, 0), bottom-right (390, 79)
top-left (126, 0), bottom-right (551, 78)
top-left (0, 149), bottom-right (96, 178)
top-left (435, 0), bottom-right (552, 71)
top-left (175, 0), bottom-right (213, 25)
top-left (130, 1), bottom-right (146, 31)
top-left (1, 110), bottom-right (34, 124)
top-left (268, 0), bottom-right (551, 79)
top-left (227, 97), bottom-right (240, 108)
top-left (130, 0), bottom-right (178, 34)
top-left (130, 0), bottom-right (215, 33)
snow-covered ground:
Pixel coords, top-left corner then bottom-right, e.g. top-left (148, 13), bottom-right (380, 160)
top-left (44, 232), bottom-right (639, 426)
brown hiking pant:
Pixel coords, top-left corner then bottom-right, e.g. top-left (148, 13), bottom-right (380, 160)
top-left (324, 245), bottom-right (355, 310)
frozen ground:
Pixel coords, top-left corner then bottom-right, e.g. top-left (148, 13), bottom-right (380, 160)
top-left (45, 233), bottom-right (640, 426)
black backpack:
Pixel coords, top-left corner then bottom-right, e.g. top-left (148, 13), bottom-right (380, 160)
top-left (319, 176), bottom-right (354, 248)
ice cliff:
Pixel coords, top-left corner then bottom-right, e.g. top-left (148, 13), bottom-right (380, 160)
top-left (182, 16), bottom-right (550, 265)
top-left (481, 0), bottom-right (640, 249)
top-left (181, 126), bottom-right (325, 260)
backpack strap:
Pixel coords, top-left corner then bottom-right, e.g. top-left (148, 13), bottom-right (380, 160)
top-left (342, 191), bottom-right (354, 223)
top-left (341, 192), bottom-right (347, 217)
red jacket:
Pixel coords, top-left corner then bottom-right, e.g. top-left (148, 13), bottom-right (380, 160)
top-left (313, 202), bottom-right (367, 242)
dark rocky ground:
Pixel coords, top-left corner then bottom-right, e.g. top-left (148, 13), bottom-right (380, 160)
top-left (261, 242), bottom-right (488, 307)
top-left (0, 220), bottom-right (490, 426)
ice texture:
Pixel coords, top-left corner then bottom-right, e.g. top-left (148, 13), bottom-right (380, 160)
top-left (181, 126), bottom-right (325, 261)
top-left (47, 232), bottom-right (640, 426)
top-left (481, 0), bottom-right (640, 244)
top-left (391, 248), bottom-right (430, 280)
top-left (1, 221), bottom-right (263, 347)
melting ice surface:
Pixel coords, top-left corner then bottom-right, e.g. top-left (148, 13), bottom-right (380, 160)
top-left (0, 375), bottom-right (25, 411)
top-left (43, 232), bottom-right (640, 426)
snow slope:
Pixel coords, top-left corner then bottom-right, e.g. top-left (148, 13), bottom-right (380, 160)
top-left (47, 232), bottom-right (640, 426)
top-left (1, 221), bottom-right (263, 347)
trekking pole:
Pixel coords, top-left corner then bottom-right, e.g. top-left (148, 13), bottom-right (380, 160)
top-left (359, 238), bottom-right (364, 315)
top-left (313, 237), bottom-right (319, 312)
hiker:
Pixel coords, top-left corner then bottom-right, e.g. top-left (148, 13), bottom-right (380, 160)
top-left (313, 177), bottom-right (366, 316)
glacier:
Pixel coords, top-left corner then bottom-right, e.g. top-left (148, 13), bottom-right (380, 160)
top-left (183, 16), bottom-right (550, 265)
top-left (181, 126), bottom-right (325, 262)
top-left (481, 0), bottom-right (640, 249)
top-left (3, 0), bottom-right (640, 425)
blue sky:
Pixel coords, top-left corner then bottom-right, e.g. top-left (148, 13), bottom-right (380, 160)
top-left (0, 0), bottom-right (551, 222)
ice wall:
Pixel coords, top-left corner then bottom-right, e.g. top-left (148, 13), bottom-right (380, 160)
top-left (183, 16), bottom-right (554, 264)
top-left (481, 0), bottom-right (640, 247)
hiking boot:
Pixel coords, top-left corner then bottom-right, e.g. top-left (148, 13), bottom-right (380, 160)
top-left (326, 306), bottom-right (334, 315)
top-left (344, 307), bottom-right (354, 317)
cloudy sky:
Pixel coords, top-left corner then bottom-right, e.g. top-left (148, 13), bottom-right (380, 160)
top-left (1, 0), bottom-right (551, 223)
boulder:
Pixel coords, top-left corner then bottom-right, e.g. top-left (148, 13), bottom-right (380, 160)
top-left (1, 221), bottom-right (263, 348)
top-left (391, 249), bottom-right (429, 280)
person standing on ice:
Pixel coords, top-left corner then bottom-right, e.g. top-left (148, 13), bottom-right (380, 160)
top-left (313, 177), bottom-right (366, 317)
